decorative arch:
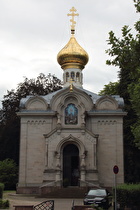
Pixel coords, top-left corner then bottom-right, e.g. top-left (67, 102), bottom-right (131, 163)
top-left (50, 87), bottom-right (93, 112)
top-left (55, 135), bottom-right (86, 187)
top-left (25, 96), bottom-right (48, 110)
top-left (96, 95), bottom-right (118, 110)
top-left (55, 134), bottom-right (86, 155)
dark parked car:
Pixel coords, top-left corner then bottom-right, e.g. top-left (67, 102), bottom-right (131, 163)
top-left (83, 188), bottom-right (112, 209)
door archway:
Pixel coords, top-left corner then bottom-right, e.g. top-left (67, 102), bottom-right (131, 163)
top-left (63, 144), bottom-right (79, 187)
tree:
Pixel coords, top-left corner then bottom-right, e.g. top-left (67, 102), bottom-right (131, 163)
top-left (0, 73), bottom-right (62, 164)
top-left (128, 68), bottom-right (140, 149)
top-left (98, 81), bottom-right (119, 95)
top-left (105, 0), bottom-right (140, 182)
top-left (0, 159), bottom-right (18, 190)
top-left (134, 0), bottom-right (140, 12)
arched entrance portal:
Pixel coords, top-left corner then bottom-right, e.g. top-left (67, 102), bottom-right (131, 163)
top-left (63, 144), bottom-right (79, 187)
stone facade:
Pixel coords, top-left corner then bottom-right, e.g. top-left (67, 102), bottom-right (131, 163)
top-left (17, 86), bottom-right (126, 193)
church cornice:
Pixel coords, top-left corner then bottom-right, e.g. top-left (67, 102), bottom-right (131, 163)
top-left (85, 128), bottom-right (99, 139)
top-left (87, 110), bottom-right (127, 116)
top-left (17, 110), bottom-right (56, 116)
top-left (44, 128), bottom-right (57, 139)
top-left (43, 127), bottom-right (98, 141)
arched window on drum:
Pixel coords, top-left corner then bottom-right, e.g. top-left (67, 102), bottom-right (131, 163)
top-left (66, 72), bottom-right (69, 82)
top-left (71, 72), bottom-right (75, 81)
top-left (76, 72), bottom-right (80, 82)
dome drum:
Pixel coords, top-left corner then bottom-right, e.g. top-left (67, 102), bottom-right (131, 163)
top-left (58, 59), bottom-right (88, 70)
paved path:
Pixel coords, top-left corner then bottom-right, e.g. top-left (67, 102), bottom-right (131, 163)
top-left (4, 193), bottom-right (113, 210)
top-left (5, 194), bottom-right (83, 210)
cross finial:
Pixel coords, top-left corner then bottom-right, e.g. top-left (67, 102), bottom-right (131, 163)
top-left (67, 7), bottom-right (79, 35)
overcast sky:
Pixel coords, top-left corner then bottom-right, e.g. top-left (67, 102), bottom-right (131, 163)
top-left (0, 0), bottom-right (139, 107)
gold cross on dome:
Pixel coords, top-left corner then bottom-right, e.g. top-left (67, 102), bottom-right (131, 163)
top-left (67, 7), bottom-right (79, 34)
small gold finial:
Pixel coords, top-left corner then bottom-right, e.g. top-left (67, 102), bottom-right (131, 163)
top-left (69, 78), bottom-right (73, 92)
top-left (67, 7), bottom-right (79, 35)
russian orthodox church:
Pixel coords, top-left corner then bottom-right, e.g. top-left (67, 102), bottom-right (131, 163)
top-left (17, 7), bottom-right (126, 194)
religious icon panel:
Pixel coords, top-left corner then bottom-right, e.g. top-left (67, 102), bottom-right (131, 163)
top-left (65, 103), bottom-right (78, 124)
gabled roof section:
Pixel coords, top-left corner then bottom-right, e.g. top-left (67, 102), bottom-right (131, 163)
top-left (50, 86), bottom-right (94, 111)
top-left (19, 86), bottom-right (124, 113)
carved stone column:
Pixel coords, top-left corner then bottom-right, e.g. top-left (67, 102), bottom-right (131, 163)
top-left (80, 153), bottom-right (86, 185)
top-left (94, 141), bottom-right (97, 169)
top-left (55, 153), bottom-right (61, 186)
top-left (45, 139), bottom-right (49, 168)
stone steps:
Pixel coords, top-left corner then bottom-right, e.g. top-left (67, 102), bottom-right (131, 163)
top-left (40, 187), bottom-right (88, 198)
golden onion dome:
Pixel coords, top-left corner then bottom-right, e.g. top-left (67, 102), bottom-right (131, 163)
top-left (57, 35), bottom-right (89, 70)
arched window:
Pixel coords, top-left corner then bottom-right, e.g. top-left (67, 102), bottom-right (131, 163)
top-left (76, 72), bottom-right (80, 82)
top-left (65, 103), bottom-right (78, 124)
top-left (71, 72), bottom-right (75, 81)
top-left (66, 72), bottom-right (69, 82)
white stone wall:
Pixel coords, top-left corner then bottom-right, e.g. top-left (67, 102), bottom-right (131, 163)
top-left (18, 116), bottom-right (54, 186)
top-left (91, 116), bottom-right (124, 186)
top-left (18, 90), bottom-right (125, 190)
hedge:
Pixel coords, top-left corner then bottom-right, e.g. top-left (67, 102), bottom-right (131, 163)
top-left (0, 199), bottom-right (9, 209)
top-left (116, 183), bottom-right (140, 209)
top-left (0, 183), bottom-right (4, 199)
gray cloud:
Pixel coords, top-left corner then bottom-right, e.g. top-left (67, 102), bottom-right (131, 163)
top-left (0, 0), bottom-right (138, 108)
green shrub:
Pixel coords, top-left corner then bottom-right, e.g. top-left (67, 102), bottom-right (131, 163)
top-left (0, 159), bottom-right (18, 190)
top-left (116, 183), bottom-right (140, 209)
top-left (0, 183), bottom-right (4, 199)
top-left (0, 199), bottom-right (9, 209)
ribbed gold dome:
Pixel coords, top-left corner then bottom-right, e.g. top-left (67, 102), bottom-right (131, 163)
top-left (57, 35), bottom-right (89, 70)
